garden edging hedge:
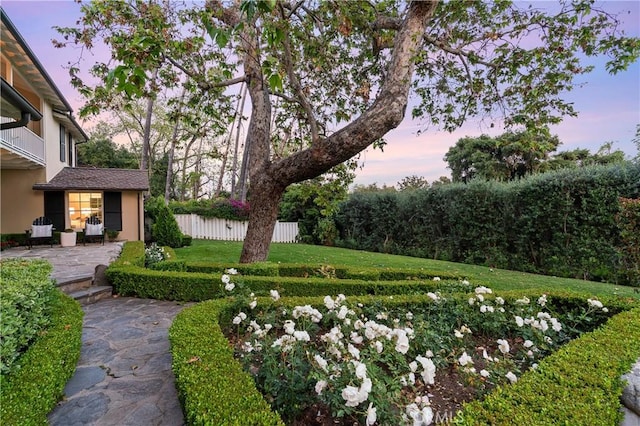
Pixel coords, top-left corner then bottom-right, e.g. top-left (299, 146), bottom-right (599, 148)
top-left (0, 291), bottom-right (84, 424)
top-left (170, 292), bottom-right (639, 425)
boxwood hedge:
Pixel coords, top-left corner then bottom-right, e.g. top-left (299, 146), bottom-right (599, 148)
top-left (0, 291), bottom-right (83, 424)
top-left (170, 291), bottom-right (639, 425)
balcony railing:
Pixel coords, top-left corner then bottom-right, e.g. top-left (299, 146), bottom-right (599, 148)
top-left (0, 116), bottom-right (45, 165)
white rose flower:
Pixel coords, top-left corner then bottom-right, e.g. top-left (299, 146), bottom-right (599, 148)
top-left (348, 343), bottom-right (361, 360)
top-left (458, 351), bottom-right (473, 366)
top-left (249, 300), bottom-right (257, 309)
top-left (480, 369), bottom-right (490, 378)
top-left (515, 316), bottom-right (524, 327)
top-left (314, 354), bottom-right (328, 372)
top-left (505, 371), bottom-right (518, 384)
top-left (366, 403), bottom-right (377, 426)
top-left (315, 380), bottom-right (327, 395)
top-left (374, 341), bottom-right (383, 354)
top-left (354, 361), bottom-right (367, 379)
top-left (324, 295), bottom-right (336, 310)
top-left (270, 290), bottom-right (280, 301)
top-left (294, 330), bottom-right (310, 341)
top-left (225, 268), bottom-right (238, 275)
top-left (497, 339), bottom-right (510, 355)
top-left (225, 282), bottom-right (235, 292)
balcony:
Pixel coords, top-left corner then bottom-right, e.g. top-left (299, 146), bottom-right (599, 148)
top-left (0, 116), bottom-right (45, 168)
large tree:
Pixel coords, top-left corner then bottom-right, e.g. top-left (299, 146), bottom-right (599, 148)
top-left (56, 0), bottom-right (639, 262)
top-left (445, 131), bottom-right (561, 182)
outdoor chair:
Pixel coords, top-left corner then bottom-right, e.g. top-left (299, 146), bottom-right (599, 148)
top-left (83, 216), bottom-right (105, 245)
top-left (25, 216), bottom-right (55, 249)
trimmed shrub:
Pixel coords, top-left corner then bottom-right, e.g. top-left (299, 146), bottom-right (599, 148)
top-left (170, 299), bottom-right (284, 426)
top-left (0, 259), bottom-right (55, 374)
top-left (153, 203), bottom-right (184, 248)
top-left (181, 234), bottom-right (193, 247)
top-left (615, 198), bottom-right (640, 286)
top-left (334, 163), bottom-right (640, 282)
top-left (0, 291), bottom-right (83, 424)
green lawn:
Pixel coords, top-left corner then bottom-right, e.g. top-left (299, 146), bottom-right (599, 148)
top-left (175, 240), bottom-right (640, 299)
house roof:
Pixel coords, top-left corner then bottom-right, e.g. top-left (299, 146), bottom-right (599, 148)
top-left (0, 8), bottom-right (87, 141)
top-left (33, 167), bottom-right (149, 191)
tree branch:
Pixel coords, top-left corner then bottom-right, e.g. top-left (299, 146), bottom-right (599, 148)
top-left (278, 4), bottom-right (320, 145)
top-left (424, 34), bottom-right (497, 68)
top-left (271, 1), bottom-right (439, 184)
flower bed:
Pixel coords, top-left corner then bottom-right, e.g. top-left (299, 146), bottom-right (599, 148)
top-left (170, 270), bottom-right (639, 425)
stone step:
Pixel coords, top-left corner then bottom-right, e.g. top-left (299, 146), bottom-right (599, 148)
top-left (56, 275), bottom-right (94, 294)
top-left (68, 286), bottom-right (113, 305)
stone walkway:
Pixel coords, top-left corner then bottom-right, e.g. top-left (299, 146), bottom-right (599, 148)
top-left (2, 243), bottom-right (186, 425)
top-left (48, 298), bottom-right (186, 426)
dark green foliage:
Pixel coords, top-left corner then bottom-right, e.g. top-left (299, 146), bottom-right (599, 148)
top-left (181, 234), bottom-right (192, 247)
top-left (335, 163), bottom-right (640, 282)
top-left (149, 152), bottom-right (169, 198)
top-left (0, 234), bottom-right (26, 250)
top-left (615, 198), bottom-right (640, 285)
top-left (445, 131), bottom-right (560, 182)
top-left (0, 259), bottom-right (55, 373)
top-left (153, 203), bottom-right (184, 248)
top-left (76, 131), bottom-right (138, 169)
top-left (278, 168), bottom-right (353, 245)
top-left (0, 291), bottom-right (83, 424)
top-left (170, 198), bottom-right (250, 221)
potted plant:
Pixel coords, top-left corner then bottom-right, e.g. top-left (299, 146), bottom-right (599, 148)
top-left (60, 228), bottom-right (77, 247)
top-left (106, 229), bottom-right (119, 242)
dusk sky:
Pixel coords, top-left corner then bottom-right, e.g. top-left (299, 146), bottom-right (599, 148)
top-left (3, 1), bottom-right (639, 187)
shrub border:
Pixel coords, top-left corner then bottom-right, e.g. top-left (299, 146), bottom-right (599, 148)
top-left (170, 291), bottom-right (639, 425)
top-left (0, 291), bottom-right (84, 424)
top-left (107, 242), bottom-right (462, 302)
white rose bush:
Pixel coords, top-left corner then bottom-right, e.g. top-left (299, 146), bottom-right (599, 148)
top-left (221, 272), bottom-right (611, 425)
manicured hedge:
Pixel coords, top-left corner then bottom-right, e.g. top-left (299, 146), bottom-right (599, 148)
top-left (334, 163), bottom-right (640, 284)
top-left (0, 259), bottom-right (55, 373)
top-left (170, 291), bottom-right (639, 425)
top-left (170, 299), bottom-right (284, 426)
top-left (455, 307), bottom-right (640, 425)
top-left (107, 242), bottom-right (463, 302)
top-left (0, 291), bottom-right (84, 424)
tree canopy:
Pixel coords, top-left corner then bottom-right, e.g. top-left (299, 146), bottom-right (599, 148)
top-left (445, 131), bottom-right (628, 182)
top-left (56, 0), bottom-right (640, 262)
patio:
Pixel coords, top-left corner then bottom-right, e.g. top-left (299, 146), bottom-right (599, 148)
top-left (0, 241), bottom-right (124, 283)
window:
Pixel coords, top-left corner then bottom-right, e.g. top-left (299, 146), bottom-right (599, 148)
top-left (68, 192), bottom-right (102, 230)
top-left (59, 124), bottom-right (66, 162)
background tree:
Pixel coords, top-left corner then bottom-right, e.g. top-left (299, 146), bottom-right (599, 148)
top-left (279, 163), bottom-right (355, 245)
top-left (77, 122), bottom-right (138, 169)
top-left (445, 131), bottom-right (560, 182)
top-left (57, 0), bottom-right (640, 262)
top-left (397, 175), bottom-right (429, 191)
top-left (548, 143), bottom-right (627, 170)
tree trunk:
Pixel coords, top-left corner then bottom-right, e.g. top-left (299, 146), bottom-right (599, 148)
top-left (240, 177), bottom-right (285, 262)
top-left (231, 83), bottom-right (248, 197)
top-left (140, 69), bottom-right (158, 172)
top-left (238, 1), bottom-right (436, 263)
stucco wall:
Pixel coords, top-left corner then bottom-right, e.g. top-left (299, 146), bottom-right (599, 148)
top-left (0, 168), bottom-right (45, 234)
top-left (41, 102), bottom-right (68, 181)
top-left (119, 191), bottom-right (143, 241)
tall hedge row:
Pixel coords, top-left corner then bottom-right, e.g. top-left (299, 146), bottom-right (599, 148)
top-left (334, 163), bottom-right (640, 284)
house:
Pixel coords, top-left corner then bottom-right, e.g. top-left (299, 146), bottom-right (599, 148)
top-left (1, 8), bottom-right (148, 242)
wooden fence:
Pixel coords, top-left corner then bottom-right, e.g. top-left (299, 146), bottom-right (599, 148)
top-left (174, 214), bottom-right (299, 243)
